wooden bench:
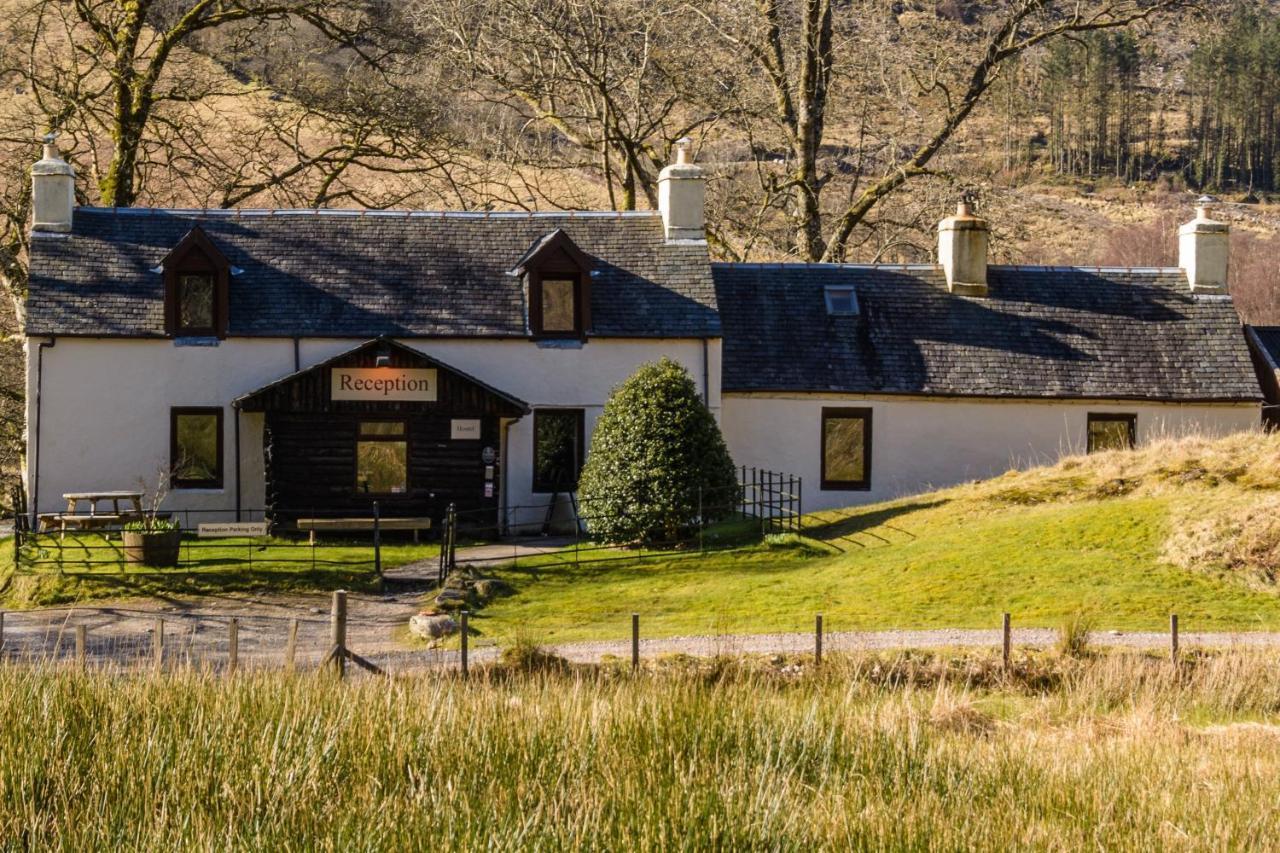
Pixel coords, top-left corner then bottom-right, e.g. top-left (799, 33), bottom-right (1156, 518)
top-left (296, 517), bottom-right (433, 544)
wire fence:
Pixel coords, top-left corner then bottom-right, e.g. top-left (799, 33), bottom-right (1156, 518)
top-left (0, 603), bottom-right (1210, 679)
top-left (11, 468), bottom-right (803, 581)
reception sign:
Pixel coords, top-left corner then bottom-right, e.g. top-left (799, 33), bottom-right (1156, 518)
top-left (331, 368), bottom-right (437, 402)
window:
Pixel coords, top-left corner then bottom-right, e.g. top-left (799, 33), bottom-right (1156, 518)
top-left (824, 286), bottom-right (859, 315)
top-left (1087, 413), bottom-right (1136, 453)
top-left (533, 409), bottom-right (585, 493)
top-left (821, 407), bottom-right (871, 490)
top-left (171, 407), bottom-right (223, 489)
top-left (356, 421), bottom-right (408, 495)
top-left (163, 227), bottom-right (230, 339)
top-left (540, 278), bottom-right (578, 333)
top-left (177, 273), bottom-right (215, 333)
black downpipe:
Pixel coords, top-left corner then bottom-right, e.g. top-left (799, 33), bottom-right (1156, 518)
top-left (31, 336), bottom-right (56, 526)
top-left (233, 403), bottom-right (241, 522)
top-left (701, 338), bottom-right (710, 407)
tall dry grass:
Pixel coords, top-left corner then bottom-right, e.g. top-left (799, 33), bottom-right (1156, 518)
top-left (2, 652), bottom-right (1280, 849)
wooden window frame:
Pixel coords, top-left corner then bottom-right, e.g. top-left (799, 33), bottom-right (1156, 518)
top-left (354, 418), bottom-right (411, 497)
top-left (170, 407), bottom-right (224, 490)
top-left (820, 407), bottom-right (872, 491)
top-left (529, 267), bottom-right (589, 340)
top-left (163, 227), bottom-right (230, 339)
top-left (1086, 412), bottom-right (1136, 454)
top-left (532, 408), bottom-right (586, 493)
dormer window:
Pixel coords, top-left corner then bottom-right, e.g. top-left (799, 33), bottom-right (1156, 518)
top-left (512, 229), bottom-right (593, 340)
top-left (163, 226), bottom-right (230, 339)
top-left (824, 286), bottom-right (858, 316)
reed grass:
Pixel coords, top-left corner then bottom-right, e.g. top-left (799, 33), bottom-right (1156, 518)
top-left (2, 651), bottom-right (1280, 849)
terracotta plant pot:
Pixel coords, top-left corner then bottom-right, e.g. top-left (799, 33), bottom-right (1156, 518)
top-left (121, 529), bottom-right (182, 568)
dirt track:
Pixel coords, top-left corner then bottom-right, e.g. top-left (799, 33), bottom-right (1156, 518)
top-left (6, 587), bottom-right (1280, 673)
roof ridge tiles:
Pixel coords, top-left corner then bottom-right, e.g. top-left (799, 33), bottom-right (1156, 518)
top-left (78, 206), bottom-right (660, 220)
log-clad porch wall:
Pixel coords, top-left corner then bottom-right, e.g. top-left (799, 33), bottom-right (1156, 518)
top-left (238, 340), bottom-right (527, 523)
top-left (264, 412), bottom-right (503, 522)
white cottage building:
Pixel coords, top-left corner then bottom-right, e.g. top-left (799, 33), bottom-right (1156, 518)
top-left (20, 141), bottom-right (1266, 531)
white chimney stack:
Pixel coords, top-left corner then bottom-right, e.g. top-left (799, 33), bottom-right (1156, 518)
top-left (1178, 197), bottom-right (1229, 293)
top-left (657, 137), bottom-right (705, 242)
top-left (31, 134), bottom-right (75, 234)
top-left (937, 200), bottom-right (988, 296)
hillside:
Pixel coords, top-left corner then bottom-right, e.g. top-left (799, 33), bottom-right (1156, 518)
top-left (471, 431), bottom-right (1280, 641)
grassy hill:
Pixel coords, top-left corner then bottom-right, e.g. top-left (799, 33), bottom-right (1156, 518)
top-left (471, 431), bottom-right (1280, 642)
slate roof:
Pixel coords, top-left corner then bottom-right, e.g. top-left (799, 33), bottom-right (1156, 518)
top-left (713, 263), bottom-right (1261, 401)
top-left (25, 208), bottom-right (719, 338)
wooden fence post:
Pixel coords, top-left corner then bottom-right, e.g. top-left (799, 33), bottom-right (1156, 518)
top-left (460, 610), bottom-right (469, 679)
top-left (11, 496), bottom-right (19, 568)
top-left (631, 613), bottom-right (640, 672)
top-left (331, 590), bottom-right (347, 679)
top-left (286, 619), bottom-right (298, 672)
top-left (75, 625), bottom-right (86, 670)
top-left (228, 618), bottom-right (239, 674)
top-left (153, 618), bottom-right (164, 672)
top-left (815, 614), bottom-right (823, 666)
top-left (1002, 613), bottom-right (1012, 670)
top-left (1170, 613), bottom-right (1179, 664)
top-left (372, 501), bottom-right (382, 581)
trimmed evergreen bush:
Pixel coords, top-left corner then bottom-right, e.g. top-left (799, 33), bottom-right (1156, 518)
top-left (578, 358), bottom-right (738, 544)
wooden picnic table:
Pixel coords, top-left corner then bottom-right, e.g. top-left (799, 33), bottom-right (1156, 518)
top-left (38, 491), bottom-right (147, 536)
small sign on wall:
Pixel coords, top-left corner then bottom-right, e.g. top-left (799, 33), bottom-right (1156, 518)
top-left (451, 419), bottom-right (481, 440)
top-left (331, 368), bottom-right (437, 402)
top-left (198, 522), bottom-right (269, 538)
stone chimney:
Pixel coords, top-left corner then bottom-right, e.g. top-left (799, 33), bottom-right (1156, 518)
top-left (937, 200), bottom-right (988, 296)
top-left (31, 135), bottom-right (75, 234)
top-left (1178, 197), bottom-right (1229, 293)
top-left (657, 137), bottom-right (705, 242)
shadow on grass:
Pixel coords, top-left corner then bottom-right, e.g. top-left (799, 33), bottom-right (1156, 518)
top-left (801, 500), bottom-right (948, 552)
top-left (5, 567), bottom-right (384, 608)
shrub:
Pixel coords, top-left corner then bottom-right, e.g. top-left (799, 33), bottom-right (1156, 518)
top-left (578, 358), bottom-right (738, 544)
top-left (122, 517), bottom-right (180, 533)
top-left (1056, 610), bottom-right (1095, 658)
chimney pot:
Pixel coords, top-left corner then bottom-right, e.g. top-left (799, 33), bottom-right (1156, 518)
top-left (937, 199), bottom-right (988, 296)
top-left (31, 135), bottom-right (75, 234)
top-left (658, 139), bottom-right (705, 242)
top-left (1178, 200), bottom-right (1229, 293)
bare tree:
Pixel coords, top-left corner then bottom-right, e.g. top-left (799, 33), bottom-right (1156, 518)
top-left (696, 0), bottom-right (1190, 261)
top-left (413, 0), bottom-right (721, 211)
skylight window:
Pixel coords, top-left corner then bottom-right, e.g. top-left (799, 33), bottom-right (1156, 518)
top-left (824, 286), bottom-right (859, 316)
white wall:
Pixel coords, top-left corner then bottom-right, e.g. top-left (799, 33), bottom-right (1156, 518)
top-left (24, 336), bottom-right (720, 522)
top-left (721, 393), bottom-right (1261, 513)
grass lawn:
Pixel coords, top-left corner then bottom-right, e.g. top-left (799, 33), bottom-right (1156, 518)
top-left (0, 532), bottom-right (439, 608)
top-left (472, 492), bottom-right (1280, 643)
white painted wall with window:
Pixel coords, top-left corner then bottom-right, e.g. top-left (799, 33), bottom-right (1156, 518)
top-left (24, 336), bottom-right (721, 524)
top-left (721, 393), bottom-right (1260, 513)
